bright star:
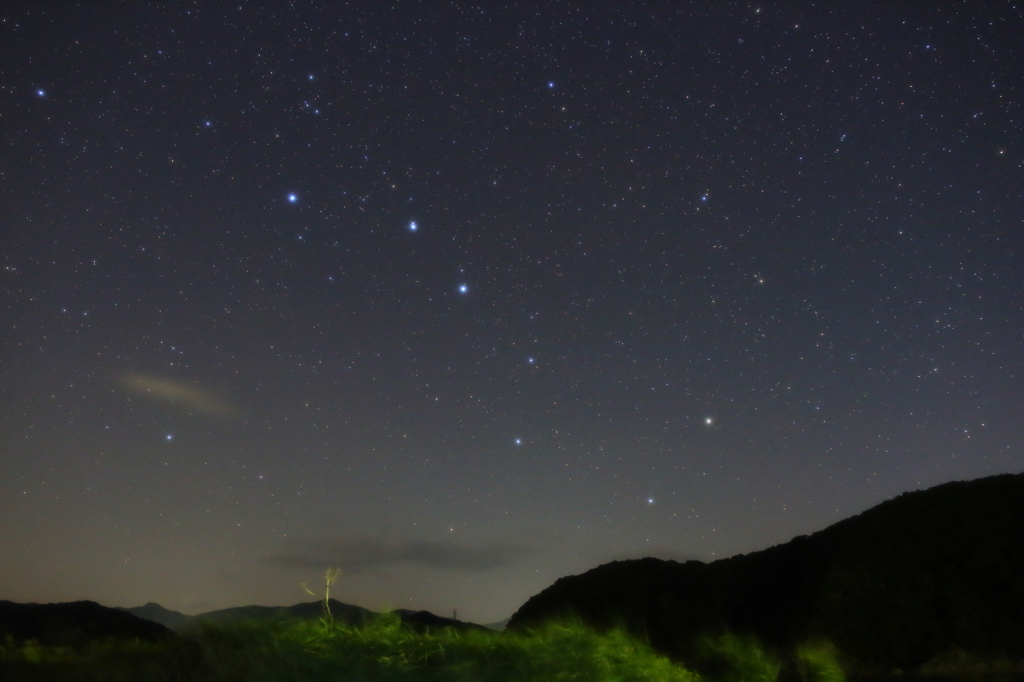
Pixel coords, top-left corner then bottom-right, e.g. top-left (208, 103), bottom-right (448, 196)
top-left (705, 417), bottom-right (713, 425)
top-left (37, 90), bottom-right (45, 97)
top-left (548, 81), bottom-right (555, 89)
top-left (527, 357), bottom-right (535, 364)
top-left (165, 434), bottom-right (173, 441)
top-left (515, 438), bottom-right (522, 445)
top-left (458, 284), bottom-right (468, 294)
top-left (288, 193), bottom-right (298, 203)
top-left (409, 221), bottom-right (417, 232)
top-left (648, 498), bottom-right (655, 505)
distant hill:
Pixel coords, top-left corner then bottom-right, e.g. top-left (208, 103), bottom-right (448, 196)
top-left (0, 600), bottom-right (172, 647)
top-left (191, 599), bottom-right (376, 628)
top-left (508, 473), bottom-right (1024, 675)
top-left (483, 616), bottom-right (511, 631)
top-left (395, 608), bottom-right (491, 633)
top-left (118, 602), bottom-right (192, 631)
top-left (121, 599), bottom-right (486, 634)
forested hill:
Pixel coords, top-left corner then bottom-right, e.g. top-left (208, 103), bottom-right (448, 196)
top-left (508, 473), bottom-right (1024, 675)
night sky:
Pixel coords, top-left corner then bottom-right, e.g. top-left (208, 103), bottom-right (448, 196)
top-left (2, 3), bottom-right (1021, 624)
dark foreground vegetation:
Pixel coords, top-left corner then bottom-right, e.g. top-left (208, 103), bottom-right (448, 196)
top-left (0, 614), bottom-right (697, 681)
top-left (1, 613), bottom-right (1020, 682)
top-left (510, 473), bottom-right (1024, 679)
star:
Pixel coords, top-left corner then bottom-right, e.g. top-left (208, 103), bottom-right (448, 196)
top-left (165, 434), bottom-right (173, 441)
top-left (288, 193), bottom-right (298, 203)
top-left (458, 284), bottom-right (468, 294)
top-left (514, 438), bottom-right (522, 445)
top-left (36, 89), bottom-right (45, 97)
top-left (547, 81), bottom-right (555, 89)
top-left (409, 221), bottom-right (418, 232)
top-left (705, 417), bottom-right (714, 426)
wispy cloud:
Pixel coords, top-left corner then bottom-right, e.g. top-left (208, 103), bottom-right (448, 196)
top-left (117, 372), bottom-right (238, 417)
top-left (269, 537), bottom-right (530, 573)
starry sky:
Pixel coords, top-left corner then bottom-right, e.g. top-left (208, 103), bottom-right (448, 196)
top-left (1, 2), bottom-right (1021, 624)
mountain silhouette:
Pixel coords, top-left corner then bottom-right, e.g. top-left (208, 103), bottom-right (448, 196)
top-left (121, 599), bottom-right (486, 634)
top-left (188, 599), bottom-right (376, 628)
top-left (0, 600), bottom-right (172, 647)
top-left (117, 601), bottom-right (192, 631)
top-left (507, 473), bottom-right (1023, 675)
top-left (2, 597), bottom-right (490, 650)
top-left (483, 616), bottom-right (511, 631)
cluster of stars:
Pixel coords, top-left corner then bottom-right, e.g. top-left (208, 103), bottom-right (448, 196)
top-left (0, 1), bottom-right (1017, 624)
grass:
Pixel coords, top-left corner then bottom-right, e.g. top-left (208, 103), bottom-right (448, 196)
top-left (8, 613), bottom-right (1010, 682)
top-left (693, 632), bottom-right (783, 682)
top-left (0, 614), bottom-right (702, 682)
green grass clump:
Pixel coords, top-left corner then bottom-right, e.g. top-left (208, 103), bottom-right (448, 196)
top-left (0, 615), bottom-right (701, 682)
top-left (292, 613), bottom-right (701, 681)
top-left (694, 632), bottom-right (782, 682)
top-left (795, 639), bottom-right (845, 682)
